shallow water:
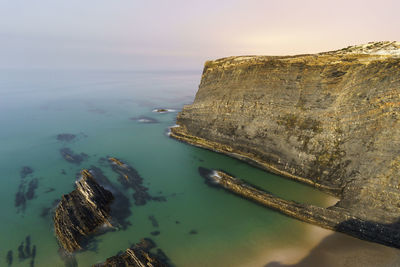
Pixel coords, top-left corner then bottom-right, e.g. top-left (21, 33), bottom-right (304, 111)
top-left (0, 69), bottom-right (335, 267)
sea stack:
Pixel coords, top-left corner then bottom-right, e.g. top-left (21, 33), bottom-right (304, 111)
top-left (171, 41), bottom-right (400, 247)
top-left (54, 170), bottom-right (114, 252)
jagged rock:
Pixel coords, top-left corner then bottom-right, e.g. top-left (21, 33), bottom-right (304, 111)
top-left (54, 170), bottom-right (114, 252)
top-left (93, 238), bottom-right (169, 267)
top-left (171, 42), bottom-right (400, 247)
top-left (6, 250), bottom-right (13, 266)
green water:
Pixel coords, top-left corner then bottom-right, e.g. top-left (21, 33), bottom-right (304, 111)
top-left (0, 70), bottom-right (332, 267)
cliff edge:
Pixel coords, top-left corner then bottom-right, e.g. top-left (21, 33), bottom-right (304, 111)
top-left (171, 41), bottom-right (400, 245)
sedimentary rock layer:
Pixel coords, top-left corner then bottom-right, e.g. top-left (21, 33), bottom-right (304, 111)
top-left (171, 41), bottom-right (400, 246)
top-left (202, 169), bottom-right (400, 248)
top-left (54, 170), bottom-right (114, 252)
top-left (93, 238), bottom-right (169, 267)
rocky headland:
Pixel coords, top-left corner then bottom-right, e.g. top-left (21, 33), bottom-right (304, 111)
top-left (171, 41), bottom-right (400, 247)
top-left (54, 170), bottom-right (114, 252)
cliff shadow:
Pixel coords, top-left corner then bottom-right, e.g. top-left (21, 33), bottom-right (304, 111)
top-left (265, 220), bottom-right (400, 267)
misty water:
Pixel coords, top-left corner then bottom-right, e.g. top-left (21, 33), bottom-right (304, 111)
top-left (0, 70), bottom-right (333, 267)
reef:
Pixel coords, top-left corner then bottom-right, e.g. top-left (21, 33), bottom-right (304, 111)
top-left (60, 148), bottom-right (88, 165)
top-left (108, 157), bottom-right (164, 206)
top-left (171, 41), bottom-right (400, 248)
top-left (15, 167), bottom-right (38, 213)
top-left (53, 170), bottom-right (114, 252)
top-left (57, 134), bottom-right (76, 142)
top-left (93, 238), bottom-right (170, 267)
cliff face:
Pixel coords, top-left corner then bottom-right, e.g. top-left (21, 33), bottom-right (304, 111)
top-left (171, 42), bottom-right (400, 227)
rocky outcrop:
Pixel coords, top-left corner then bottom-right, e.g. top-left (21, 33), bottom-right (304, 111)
top-left (54, 170), bottom-right (114, 252)
top-left (93, 238), bottom-right (170, 267)
top-left (200, 168), bottom-right (400, 248)
top-left (171, 42), bottom-right (400, 247)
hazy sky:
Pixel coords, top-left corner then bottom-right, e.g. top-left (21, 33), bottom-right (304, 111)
top-left (1, 0), bottom-right (399, 70)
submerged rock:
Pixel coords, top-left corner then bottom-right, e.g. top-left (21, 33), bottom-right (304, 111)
top-left (60, 148), bottom-right (88, 165)
top-left (25, 179), bottom-right (38, 200)
top-left (20, 166), bottom-right (33, 179)
top-left (108, 157), bottom-right (152, 206)
top-left (6, 250), bottom-right (12, 266)
top-left (171, 42), bottom-right (400, 248)
top-left (54, 170), bottom-right (114, 252)
top-left (57, 134), bottom-right (76, 142)
top-left (93, 238), bottom-right (170, 267)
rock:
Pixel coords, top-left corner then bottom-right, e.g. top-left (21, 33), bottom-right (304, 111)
top-left (171, 42), bottom-right (400, 247)
top-left (150, 231), bottom-right (160, 236)
top-left (20, 166), bottom-right (33, 179)
top-left (54, 170), bottom-right (114, 252)
top-left (57, 134), bottom-right (76, 142)
top-left (148, 215), bottom-right (159, 228)
top-left (60, 148), bottom-right (88, 165)
top-left (108, 157), bottom-right (152, 206)
top-left (6, 250), bottom-right (13, 266)
top-left (202, 169), bottom-right (400, 248)
top-left (25, 179), bottom-right (38, 200)
top-left (93, 238), bottom-right (170, 267)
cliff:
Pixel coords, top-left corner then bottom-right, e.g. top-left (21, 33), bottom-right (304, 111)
top-left (54, 170), bottom-right (114, 252)
top-left (171, 41), bottom-right (400, 245)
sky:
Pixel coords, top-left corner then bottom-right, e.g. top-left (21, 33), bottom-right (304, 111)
top-left (0, 0), bottom-right (399, 71)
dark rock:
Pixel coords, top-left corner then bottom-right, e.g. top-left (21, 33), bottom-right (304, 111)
top-left (150, 231), bottom-right (160, 236)
top-left (60, 148), bottom-right (88, 165)
top-left (89, 166), bottom-right (132, 230)
top-left (31, 245), bottom-right (36, 259)
top-left (44, 188), bottom-right (55, 193)
top-left (57, 134), bottom-right (76, 142)
top-left (61, 169), bottom-right (67, 175)
top-left (15, 189), bottom-right (27, 212)
top-left (24, 236), bottom-right (31, 258)
top-left (175, 221), bottom-right (180, 224)
top-left (20, 166), bottom-right (33, 179)
top-left (53, 170), bottom-right (114, 252)
top-left (18, 242), bottom-right (25, 260)
top-left (25, 179), bottom-right (38, 200)
top-left (189, 230), bottom-right (198, 235)
top-left (130, 116), bottom-right (159, 123)
top-left (92, 238), bottom-right (170, 267)
top-left (6, 250), bottom-right (12, 266)
top-left (108, 157), bottom-right (152, 206)
top-left (148, 215), bottom-right (159, 228)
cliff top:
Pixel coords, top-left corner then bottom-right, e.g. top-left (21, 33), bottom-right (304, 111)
top-left (206, 41), bottom-right (400, 69)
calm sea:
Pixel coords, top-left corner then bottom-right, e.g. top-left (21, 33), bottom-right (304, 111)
top-left (0, 70), bottom-right (332, 267)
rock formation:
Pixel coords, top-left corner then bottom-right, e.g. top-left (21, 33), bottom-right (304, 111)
top-left (171, 41), bottom-right (400, 247)
top-left (54, 170), bottom-right (114, 252)
top-left (93, 238), bottom-right (170, 267)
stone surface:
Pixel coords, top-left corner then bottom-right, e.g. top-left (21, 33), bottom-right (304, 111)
top-left (54, 170), bottom-right (114, 252)
top-left (171, 42), bottom-right (400, 246)
top-left (93, 238), bottom-right (170, 267)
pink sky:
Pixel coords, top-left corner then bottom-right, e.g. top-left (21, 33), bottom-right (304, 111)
top-left (0, 0), bottom-right (399, 70)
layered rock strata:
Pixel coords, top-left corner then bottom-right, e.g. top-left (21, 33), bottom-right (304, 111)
top-left (171, 41), bottom-right (400, 247)
top-left (201, 169), bottom-right (400, 248)
top-left (54, 170), bottom-right (114, 252)
top-left (93, 238), bottom-right (169, 267)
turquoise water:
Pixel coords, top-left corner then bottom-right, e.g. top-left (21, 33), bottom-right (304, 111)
top-left (0, 70), bottom-right (333, 267)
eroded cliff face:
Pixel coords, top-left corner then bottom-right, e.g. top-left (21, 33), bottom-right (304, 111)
top-left (171, 42), bottom-right (400, 227)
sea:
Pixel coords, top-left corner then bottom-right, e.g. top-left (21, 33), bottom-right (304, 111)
top-left (0, 69), bottom-right (348, 267)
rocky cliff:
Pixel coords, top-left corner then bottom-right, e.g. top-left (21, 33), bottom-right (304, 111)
top-left (171, 41), bottom-right (400, 245)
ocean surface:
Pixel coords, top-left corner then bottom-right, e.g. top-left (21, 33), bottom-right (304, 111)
top-left (0, 69), bottom-right (336, 267)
